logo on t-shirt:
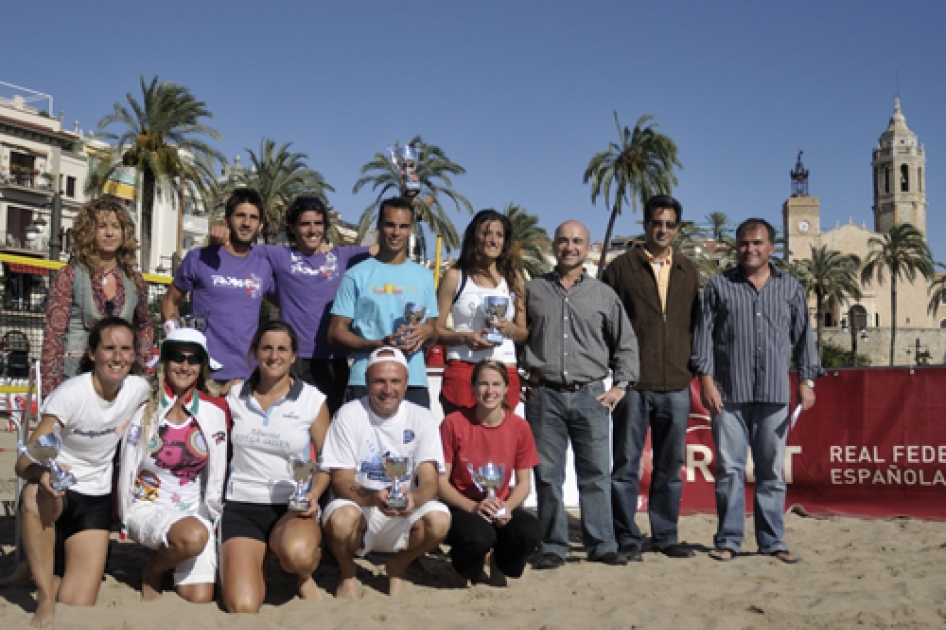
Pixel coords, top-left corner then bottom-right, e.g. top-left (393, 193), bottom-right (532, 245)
top-left (211, 272), bottom-right (263, 299)
top-left (403, 429), bottom-right (414, 444)
top-left (290, 251), bottom-right (338, 280)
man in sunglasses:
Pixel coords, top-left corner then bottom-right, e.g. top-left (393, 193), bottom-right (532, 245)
top-left (601, 194), bottom-right (701, 561)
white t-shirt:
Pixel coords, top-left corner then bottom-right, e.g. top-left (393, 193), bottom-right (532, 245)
top-left (321, 398), bottom-right (445, 492)
top-left (226, 377), bottom-right (327, 504)
top-left (447, 274), bottom-right (517, 364)
top-left (41, 373), bottom-right (149, 496)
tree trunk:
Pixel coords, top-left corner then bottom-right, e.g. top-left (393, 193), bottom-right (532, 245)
top-left (889, 275), bottom-right (898, 366)
top-left (177, 176), bottom-right (185, 261)
top-left (140, 169), bottom-right (156, 273)
top-left (596, 203), bottom-right (620, 279)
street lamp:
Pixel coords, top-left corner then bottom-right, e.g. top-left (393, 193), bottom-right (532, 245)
top-left (44, 184), bottom-right (63, 261)
top-left (841, 305), bottom-right (868, 367)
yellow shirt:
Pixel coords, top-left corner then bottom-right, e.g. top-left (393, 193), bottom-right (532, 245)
top-left (642, 247), bottom-right (672, 313)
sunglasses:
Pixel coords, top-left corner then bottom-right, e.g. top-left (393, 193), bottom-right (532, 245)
top-left (167, 350), bottom-right (202, 366)
top-left (647, 220), bottom-right (679, 229)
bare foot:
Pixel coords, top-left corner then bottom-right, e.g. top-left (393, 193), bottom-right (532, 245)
top-left (297, 575), bottom-right (322, 601)
top-left (388, 575), bottom-right (407, 597)
top-left (0, 560), bottom-right (34, 588)
top-left (385, 554), bottom-right (413, 597)
top-left (487, 553), bottom-right (507, 587)
top-left (30, 594), bottom-right (55, 629)
top-left (141, 561), bottom-right (164, 602)
top-left (335, 576), bottom-right (360, 599)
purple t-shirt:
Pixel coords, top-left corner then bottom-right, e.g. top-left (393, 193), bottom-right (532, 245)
top-left (173, 245), bottom-right (273, 381)
top-left (264, 245), bottom-right (370, 359)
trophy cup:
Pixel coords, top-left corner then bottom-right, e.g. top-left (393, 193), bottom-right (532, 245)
top-left (389, 145), bottom-right (421, 197)
top-left (472, 461), bottom-right (507, 518)
top-left (18, 424), bottom-right (76, 492)
top-left (397, 302), bottom-right (427, 345)
top-left (381, 452), bottom-right (411, 510)
top-left (287, 457), bottom-right (317, 512)
top-left (483, 296), bottom-right (510, 345)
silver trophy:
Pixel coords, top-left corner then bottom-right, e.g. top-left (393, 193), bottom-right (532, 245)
top-left (287, 457), bottom-right (317, 512)
top-left (472, 461), bottom-right (507, 518)
top-left (397, 302), bottom-right (427, 345)
top-left (389, 145), bottom-right (420, 197)
top-left (18, 424), bottom-right (76, 492)
top-left (483, 296), bottom-right (510, 345)
top-left (381, 452), bottom-right (411, 510)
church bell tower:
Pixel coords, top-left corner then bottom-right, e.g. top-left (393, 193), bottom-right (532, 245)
top-left (872, 98), bottom-right (927, 234)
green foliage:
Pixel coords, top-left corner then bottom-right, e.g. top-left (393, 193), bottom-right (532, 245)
top-left (820, 341), bottom-right (871, 368)
top-left (583, 112), bottom-right (681, 278)
top-left (503, 203), bottom-right (552, 279)
top-left (353, 137), bottom-right (472, 257)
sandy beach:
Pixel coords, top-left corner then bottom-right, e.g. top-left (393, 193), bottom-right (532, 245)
top-left (2, 429), bottom-right (945, 629)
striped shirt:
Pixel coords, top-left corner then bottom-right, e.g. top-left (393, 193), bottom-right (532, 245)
top-left (692, 263), bottom-right (824, 405)
top-left (524, 270), bottom-right (639, 386)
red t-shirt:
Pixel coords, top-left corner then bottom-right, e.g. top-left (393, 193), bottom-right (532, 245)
top-left (440, 409), bottom-right (539, 502)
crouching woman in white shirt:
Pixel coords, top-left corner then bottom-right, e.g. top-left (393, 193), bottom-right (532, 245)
top-left (15, 316), bottom-right (150, 629)
top-left (220, 320), bottom-right (331, 612)
top-left (117, 326), bottom-right (229, 603)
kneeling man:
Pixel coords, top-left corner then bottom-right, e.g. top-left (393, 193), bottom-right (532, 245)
top-left (321, 347), bottom-right (450, 598)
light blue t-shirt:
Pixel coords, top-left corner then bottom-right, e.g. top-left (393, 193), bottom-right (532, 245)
top-left (330, 258), bottom-right (438, 387)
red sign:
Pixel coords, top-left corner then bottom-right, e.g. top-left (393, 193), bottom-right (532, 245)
top-left (637, 368), bottom-right (946, 519)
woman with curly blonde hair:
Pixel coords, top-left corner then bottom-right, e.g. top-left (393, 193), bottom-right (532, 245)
top-left (41, 196), bottom-right (153, 393)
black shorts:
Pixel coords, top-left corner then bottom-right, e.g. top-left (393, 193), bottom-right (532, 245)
top-left (54, 489), bottom-right (112, 576)
top-left (220, 501), bottom-right (288, 544)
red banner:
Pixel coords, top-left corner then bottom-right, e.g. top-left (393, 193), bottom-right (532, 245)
top-left (638, 368), bottom-right (946, 519)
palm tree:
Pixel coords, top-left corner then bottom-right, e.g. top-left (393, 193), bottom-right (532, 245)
top-left (235, 138), bottom-right (334, 244)
top-left (805, 245), bottom-right (862, 357)
top-left (503, 203), bottom-right (552, 279)
top-left (860, 223), bottom-right (934, 365)
top-left (353, 136), bottom-right (473, 259)
top-left (705, 212), bottom-right (730, 240)
top-left (96, 76), bottom-right (223, 271)
top-left (583, 112), bottom-right (681, 278)
top-left (927, 265), bottom-right (946, 318)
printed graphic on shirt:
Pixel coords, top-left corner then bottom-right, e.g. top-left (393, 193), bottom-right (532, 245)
top-left (148, 418), bottom-right (209, 485)
top-left (134, 470), bottom-right (160, 501)
top-left (290, 251), bottom-right (339, 280)
top-left (211, 272), bottom-right (263, 298)
top-left (369, 283), bottom-right (424, 296)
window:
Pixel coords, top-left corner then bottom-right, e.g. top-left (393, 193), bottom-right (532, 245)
top-left (9, 152), bottom-right (36, 186)
top-left (919, 168), bottom-right (923, 193)
top-left (884, 167), bottom-right (890, 194)
top-left (900, 164), bottom-right (909, 192)
top-left (940, 318), bottom-right (946, 329)
top-left (6, 206), bottom-right (33, 246)
top-left (66, 176), bottom-right (76, 198)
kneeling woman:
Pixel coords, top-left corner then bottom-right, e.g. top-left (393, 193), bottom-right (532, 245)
top-left (118, 326), bottom-right (228, 602)
top-left (438, 359), bottom-right (541, 586)
top-left (16, 317), bottom-right (150, 628)
top-left (220, 320), bottom-right (331, 612)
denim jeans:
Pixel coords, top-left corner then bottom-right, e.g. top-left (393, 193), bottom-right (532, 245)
top-left (611, 386), bottom-right (690, 550)
top-left (712, 403), bottom-right (789, 554)
top-left (525, 382), bottom-right (617, 559)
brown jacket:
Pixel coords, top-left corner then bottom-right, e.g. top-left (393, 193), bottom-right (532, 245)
top-left (601, 246), bottom-right (700, 392)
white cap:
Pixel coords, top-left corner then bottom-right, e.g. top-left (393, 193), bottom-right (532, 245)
top-left (366, 346), bottom-right (408, 371)
top-left (158, 328), bottom-right (222, 371)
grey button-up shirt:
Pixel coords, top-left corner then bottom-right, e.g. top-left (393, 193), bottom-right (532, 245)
top-left (692, 263), bottom-right (825, 405)
top-left (524, 270), bottom-right (639, 386)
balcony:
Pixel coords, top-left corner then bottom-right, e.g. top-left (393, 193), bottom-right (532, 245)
top-left (0, 171), bottom-right (54, 198)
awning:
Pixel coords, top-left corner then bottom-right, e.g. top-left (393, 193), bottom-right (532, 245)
top-left (6, 262), bottom-right (49, 276)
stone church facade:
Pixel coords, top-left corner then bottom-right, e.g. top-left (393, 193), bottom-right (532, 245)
top-left (782, 99), bottom-right (945, 365)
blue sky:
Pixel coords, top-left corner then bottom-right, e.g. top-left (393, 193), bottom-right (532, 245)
top-left (4, 1), bottom-right (945, 261)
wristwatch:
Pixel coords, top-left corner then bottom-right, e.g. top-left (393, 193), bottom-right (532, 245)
top-left (802, 379), bottom-right (815, 389)
top-left (614, 381), bottom-right (629, 390)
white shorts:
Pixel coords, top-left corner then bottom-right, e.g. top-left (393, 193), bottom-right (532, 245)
top-left (125, 501), bottom-right (217, 586)
top-left (322, 498), bottom-right (449, 556)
